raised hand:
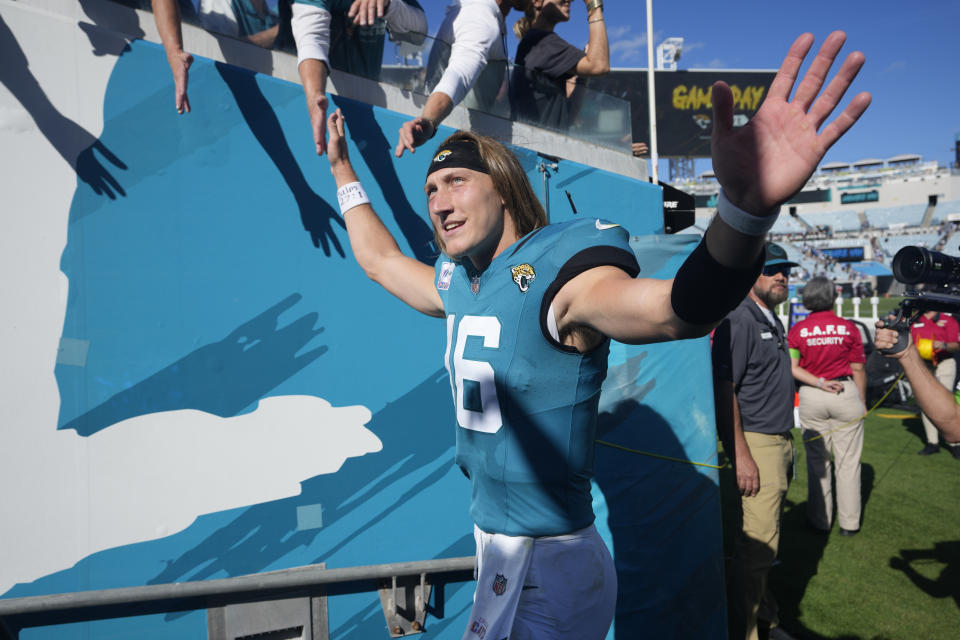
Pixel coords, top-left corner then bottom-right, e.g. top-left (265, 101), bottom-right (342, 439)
top-left (394, 116), bottom-right (435, 158)
top-left (348, 0), bottom-right (390, 26)
top-left (310, 93), bottom-right (329, 156)
top-left (711, 31), bottom-right (871, 215)
top-left (168, 49), bottom-right (193, 114)
top-left (327, 108), bottom-right (351, 170)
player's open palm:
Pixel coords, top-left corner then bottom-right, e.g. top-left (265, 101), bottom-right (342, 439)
top-left (711, 31), bottom-right (871, 216)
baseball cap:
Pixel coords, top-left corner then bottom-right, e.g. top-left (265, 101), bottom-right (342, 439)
top-left (764, 242), bottom-right (799, 268)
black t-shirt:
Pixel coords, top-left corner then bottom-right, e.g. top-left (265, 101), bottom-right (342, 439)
top-left (510, 29), bottom-right (585, 130)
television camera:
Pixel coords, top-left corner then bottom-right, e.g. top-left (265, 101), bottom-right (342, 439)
top-left (882, 246), bottom-right (960, 352)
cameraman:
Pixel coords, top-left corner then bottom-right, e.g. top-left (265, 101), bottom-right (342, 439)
top-left (875, 324), bottom-right (960, 449)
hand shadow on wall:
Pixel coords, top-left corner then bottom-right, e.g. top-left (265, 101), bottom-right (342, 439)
top-left (0, 15), bottom-right (128, 199)
top-left (60, 294), bottom-right (329, 436)
top-left (331, 95), bottom-right (438, 264)
top-left (216, 62), bottom-right (347, 256)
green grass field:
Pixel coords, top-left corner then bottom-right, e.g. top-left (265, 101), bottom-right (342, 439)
top-left (832, 296), bottom-right (905, 320)
top-left (786, 296), bottom-right (905, 323)
top-left (719, 400), bottom-right (960, 640)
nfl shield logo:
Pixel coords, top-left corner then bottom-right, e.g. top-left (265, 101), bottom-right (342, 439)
top-left (492, 573), bottom-right (507, 596)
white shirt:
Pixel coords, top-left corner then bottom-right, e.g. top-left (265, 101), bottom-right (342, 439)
top-left (431, 0), bottom-right (506, 106)
top-left (291, 0), bottom-right (428, 67)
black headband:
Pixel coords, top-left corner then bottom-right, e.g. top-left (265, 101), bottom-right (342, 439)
top-left (426, 140), bottom-right (489, 178)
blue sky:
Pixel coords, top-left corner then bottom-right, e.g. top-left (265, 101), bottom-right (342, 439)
top-left (421, 0), bottom-right (959, 172)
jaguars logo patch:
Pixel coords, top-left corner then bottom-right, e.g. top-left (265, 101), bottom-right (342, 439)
top-left (433, 149), bottom-right (452, 163)
top-left (510, 264), bottom-right (536, 293)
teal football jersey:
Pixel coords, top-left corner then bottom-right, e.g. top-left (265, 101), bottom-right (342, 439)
top-left (435, 218), bottom-right (640, 536)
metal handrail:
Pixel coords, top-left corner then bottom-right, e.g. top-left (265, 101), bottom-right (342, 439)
top-left (0, 556), bottom-right (475, 633)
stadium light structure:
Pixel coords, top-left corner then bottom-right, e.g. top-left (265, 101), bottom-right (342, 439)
top-left (656, 38), bottom-right (683, 71)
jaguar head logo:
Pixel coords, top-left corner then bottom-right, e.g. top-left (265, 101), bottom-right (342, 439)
top-left (510, 263), bottom-right (536, 293)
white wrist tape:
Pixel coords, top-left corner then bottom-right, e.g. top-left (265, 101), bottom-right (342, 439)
top-left (716, 189), bottom-right (779, 236)
top-left (337, 182), bottom-right (370, 215)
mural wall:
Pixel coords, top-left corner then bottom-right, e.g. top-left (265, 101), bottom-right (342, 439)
top-left (0, 1), bottom-right (724, 637)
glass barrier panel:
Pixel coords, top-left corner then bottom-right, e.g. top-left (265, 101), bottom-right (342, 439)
top-left (119, 1), bottom-right (632, 152)
top-left (380, 35), bottom-right (631, 152)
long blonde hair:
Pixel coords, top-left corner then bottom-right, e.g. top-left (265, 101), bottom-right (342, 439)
top-left (513, 3), bottom-right (537, 39)
top-left (430, 131), bottom-right (548, 254)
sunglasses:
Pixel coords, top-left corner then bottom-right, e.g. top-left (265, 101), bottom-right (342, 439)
top-left (761, 264), bottom-right (792, 277)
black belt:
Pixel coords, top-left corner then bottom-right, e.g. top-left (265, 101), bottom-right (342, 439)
top-left (830, 375), bottom-right (852, 381)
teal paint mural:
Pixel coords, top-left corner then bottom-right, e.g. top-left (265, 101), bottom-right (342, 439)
top-left (2, 16), bottom-right (722, 637)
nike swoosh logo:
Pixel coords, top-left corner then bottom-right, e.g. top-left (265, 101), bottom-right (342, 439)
top-left (595, 220), bottom-right (620, 230)
top-left (521, 585), bottom-right (538, 591)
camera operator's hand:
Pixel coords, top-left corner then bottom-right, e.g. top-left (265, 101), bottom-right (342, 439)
top-left (876, 319), bottom-right (960, 442)
top-left (875, 320), bottom-right (911, 358)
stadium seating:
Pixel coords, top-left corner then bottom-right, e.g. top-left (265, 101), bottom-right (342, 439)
top-left (770, 215), bottom-right (807, 235)
top-left (932, 199), bottom-right (960, 223)
top-left (877, 232), bottom-right (941, 259)
top-left (802, 209), bottom-right (862, 232)
top-left (864, 204), bottom-right (926, 228)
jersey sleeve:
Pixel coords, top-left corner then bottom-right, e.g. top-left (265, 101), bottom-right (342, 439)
top-left (433, 255), bottom-right (457, 312)
top-left (534, 220), bottom-right (639, 349)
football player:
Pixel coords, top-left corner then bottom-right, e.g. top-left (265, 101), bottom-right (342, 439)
top-left (324, 30), bottom-right (869, 640)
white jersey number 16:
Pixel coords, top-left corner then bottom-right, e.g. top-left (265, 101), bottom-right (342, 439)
top-left (445, 315), bottom-right (503, 433)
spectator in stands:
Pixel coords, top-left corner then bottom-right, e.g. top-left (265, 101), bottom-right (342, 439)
top-left (394, 0), bottom-right (530, 158)
top-left (509, 0), bottom-right (609, 130)
top-left (292, 0), bottom-right (427, 155)
top-left (909, 310), bottom-right (960, 456)
top-left (152, 0), bottom-right (280, 114)
top-left (788, 277), bottom-right (866, 536)
top-left (713, 243), bottom-right (800, 640)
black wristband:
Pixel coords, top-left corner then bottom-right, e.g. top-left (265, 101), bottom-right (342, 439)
top-left (670, 240), bottom-right (763, 325)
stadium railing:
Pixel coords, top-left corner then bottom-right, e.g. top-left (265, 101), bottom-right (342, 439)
top-left (0, 556), bottom-right (475, 639)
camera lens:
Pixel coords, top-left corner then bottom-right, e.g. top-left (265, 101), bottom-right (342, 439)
top-left (893, 246), bottom-right (960, 286)
top-left (892, 246), bottom-right (927, 284)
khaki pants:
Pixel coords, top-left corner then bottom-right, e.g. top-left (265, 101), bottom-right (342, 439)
top-left (922, 359), bottom-right (956, 445)
top-left (730, 431), bottom-right (794, 640)
top-left (799, 381), bottom-right (865, 531)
